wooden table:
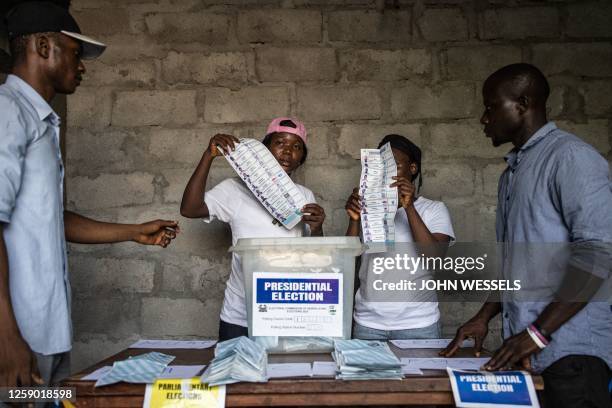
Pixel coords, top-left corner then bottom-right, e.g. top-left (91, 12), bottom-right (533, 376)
top-left (63, 345), bottom-right (544, 407)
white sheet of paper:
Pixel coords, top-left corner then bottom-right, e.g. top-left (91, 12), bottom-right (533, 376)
top-left (390, 338), bottom-right (475, 349)
top-left (81, 366), bottom-right (112, 381)
top-left (156, 365), bottom-right (206, 379)
top-left (400, 358), bottom-right (490, 371)
top-left (401, 367), bottom-right (424, 376)
top-left (129, 339), bottom-right (217, 349)
top-left (312, 361), bottom-right (337, 377)
top-left (267, 363), bottom-right (313, 379)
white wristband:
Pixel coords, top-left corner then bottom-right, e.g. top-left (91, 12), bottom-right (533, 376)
top-left (526, 326), bottom-right (547, 349)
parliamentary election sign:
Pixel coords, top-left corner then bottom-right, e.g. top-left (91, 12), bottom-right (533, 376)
top-left (143, 379), bottom-right (225, 408)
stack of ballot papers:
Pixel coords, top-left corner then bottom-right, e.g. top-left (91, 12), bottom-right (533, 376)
top-left (333, 340), bottom-right (403, 380)
top-left (359, 142), bottom-right (398, 252)
top-left (200, 337), bottom-right (268, 386)
top-left (95, 352), bottom-right (175, 387)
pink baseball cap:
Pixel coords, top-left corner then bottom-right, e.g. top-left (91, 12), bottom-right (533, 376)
top-left (266, 117), bottom-right (307, 144)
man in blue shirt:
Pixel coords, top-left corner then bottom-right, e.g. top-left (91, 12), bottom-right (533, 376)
top-left (0, 2), bottom-right (179, 388)
top-left (442, 63), bottom-right (611, 407)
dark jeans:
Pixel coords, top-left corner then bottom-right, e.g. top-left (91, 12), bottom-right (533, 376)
top-left (542, 355), bottom-right (612, 408)
top-left (218, 319), bottom-right (248, 341)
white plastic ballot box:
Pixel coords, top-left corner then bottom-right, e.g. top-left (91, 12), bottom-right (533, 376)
top-left (231, 237), bottom-right (363, 353)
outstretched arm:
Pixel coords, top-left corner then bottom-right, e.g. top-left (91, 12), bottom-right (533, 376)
top-left (180, 134), bottom-right (239, 219)
top-left (64, 211), bottom-right (178, 247)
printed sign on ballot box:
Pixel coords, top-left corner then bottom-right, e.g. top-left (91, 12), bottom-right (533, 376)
top-left (252, 272), bottom-right (343, 337)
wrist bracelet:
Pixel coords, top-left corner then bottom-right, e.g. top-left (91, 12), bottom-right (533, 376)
top-left (531, 322), bottom-right (552, 342)
top-left (528, 324), bottom-right (549, 346)
top-left (526, 326), bottom-right (547, 349)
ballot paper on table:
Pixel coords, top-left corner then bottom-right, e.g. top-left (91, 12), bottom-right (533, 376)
top-left (400, 357), bottom-right (490, 371)
top-left (86, 364), bottom-right (207, 381)
top-left (200, 336), bottom-right (268, 386)
top-left (312, 361), bottom-right (337, 377)
top-left (333, 339), bottom-right (403, 380)
top-left (401, 367), bottom-right (424, 376)
top-left (156, 365), bottom-right (207, 379)
top-left (81, 366), bottom-right (112, 381)
top-left (390, 338), bottom-right (475, 349)
top-left (129, 339), bottom-right (217, 349)
top-left (222, 138), bottom-right (308, 229)
top-left (95, 352), bottom-right (175, 387)
top-left (359, 142), bottom-right (398, 253)
top-left (267, 363), bottom-right (313, 379)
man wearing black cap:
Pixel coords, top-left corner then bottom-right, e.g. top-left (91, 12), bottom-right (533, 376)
top-left (0, 1), bottom-right (179, 388)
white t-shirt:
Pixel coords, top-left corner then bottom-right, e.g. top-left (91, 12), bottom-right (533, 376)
top-left (205, 177), bottom-right (316, 327)
top-left (353, 196), bottom-right (455, 330)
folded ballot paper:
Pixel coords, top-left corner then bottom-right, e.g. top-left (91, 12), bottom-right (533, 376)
top-left (222, 138), bottom-right (308, 230)
top-left (200, 336), bottom-right (268, 386)
top-left (333, 339), bottom-right (403, 380)
top-left (95, 352), bottom-right (175, 387)
top-left (359, 142), bottom-right (398, 253)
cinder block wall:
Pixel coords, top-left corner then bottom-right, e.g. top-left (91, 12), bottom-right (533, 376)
top-left (63, 0), bottom-right (612, 372)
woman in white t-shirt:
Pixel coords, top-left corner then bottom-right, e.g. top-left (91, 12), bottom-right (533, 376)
top-left (346, 134), bottom-right (455, 340)
top-left (180, 118), bottom-right (326, 341)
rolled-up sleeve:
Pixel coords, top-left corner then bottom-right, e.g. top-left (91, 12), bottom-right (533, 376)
top-left (0, 97), bottom-right (27, 223)
top-left (554, 144), bottom-right (612, 278)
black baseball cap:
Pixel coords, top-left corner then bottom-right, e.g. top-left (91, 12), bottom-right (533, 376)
top-left (378, 134), bottom-right (424, 190)
top-left (5, 1), bottom-right (106, 59)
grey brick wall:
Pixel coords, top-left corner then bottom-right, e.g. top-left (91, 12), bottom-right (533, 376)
top-left (4, 0), bottom-right (610, 373)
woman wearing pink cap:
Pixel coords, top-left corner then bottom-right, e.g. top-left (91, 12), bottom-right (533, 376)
top-left (180, 117), bottom-right (326, 340)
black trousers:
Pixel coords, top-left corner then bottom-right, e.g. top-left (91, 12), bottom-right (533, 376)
top-left (218, 319), bottom-right (248, 341)
top-left (542, 355), bottom-right (612, 408)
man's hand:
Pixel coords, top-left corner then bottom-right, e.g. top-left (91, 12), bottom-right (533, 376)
top-left (0, 332), bottom-right (42, 387)
top-left (0, 225), bottom-right (43, 387)
top-left (133, 220), bottom-right (179, 248)
top-left (302, 204), bottom-right (325, 236)
top-left (440, 316), bottom-right (490, 358)
top-left (345, 188), bottom-right (361, 221)
top-left (484, 331), bottom-right (538, 371)
top-left (390, 176), bottom-right (416, 208)
top-left (207, 134), bottom-right (239, 158)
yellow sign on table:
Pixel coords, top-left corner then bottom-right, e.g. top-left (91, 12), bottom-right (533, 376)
top-left (143, 378), bottom-right (226, 408)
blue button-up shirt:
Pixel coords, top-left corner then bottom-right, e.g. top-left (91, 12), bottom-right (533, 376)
top-left (0, 75), bottom-right (71, 355)
top-left (496, 122), bottom-right (612, 372)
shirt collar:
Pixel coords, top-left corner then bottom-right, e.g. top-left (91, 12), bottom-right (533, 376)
top-left (504, 122), bottom-right (557, 167)
top-left (5, 74), bottom-right (59, 124)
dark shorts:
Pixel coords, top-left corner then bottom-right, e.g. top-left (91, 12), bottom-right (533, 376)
top-left (542, 354), bottom-right (612, 408)
top-left (218, 319), bottom-right (248, 342)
